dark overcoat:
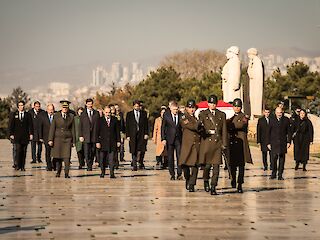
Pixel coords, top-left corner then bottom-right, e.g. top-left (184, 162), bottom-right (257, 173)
top-left (125, 110), bottom-right (149, 153)
top-left (178, 112), bottom-right (201, 166)
top-left (292, 118), bottom-right (313, 163)
top-left (96, 116), bottom-right (120, 152)
top-left (227, 112), bottom-right (253, 166)
top-left (267, 116), bottom-right (292, 155)
top-left (48, 112), bottom-right (75, 159)
top-left (198, 109), bottom-right (228, 165)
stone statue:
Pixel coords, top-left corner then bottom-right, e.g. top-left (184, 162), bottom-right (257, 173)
top-left (247, 48), bottom-right (264, 118)
top-left (221, 46), bottom-right (242, 103)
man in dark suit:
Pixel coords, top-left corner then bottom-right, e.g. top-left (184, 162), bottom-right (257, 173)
top-left (126, 100), bottom-right (149, 171)
top-left (267, 107), bottom-right (292, 180)
top-left (96, 106), bottom-right (120, 178)
top-left (48, 100), bottom-right (75, 178)
top-left (39, 103), bottom-right (55, 171)
top-left (9, 100), bottom-right (34, 171)
top-left (79, 98), bottom-right (99, 171)
top-left (161, 101), bottom-right (183, 180)
top-left (257, 107), bottom-right (272, 171)
top-left (29, 101), bottom-right (44, 163)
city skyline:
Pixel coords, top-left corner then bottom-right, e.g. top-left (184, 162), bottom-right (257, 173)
top-left (0, 0), bottom-right (319, 95)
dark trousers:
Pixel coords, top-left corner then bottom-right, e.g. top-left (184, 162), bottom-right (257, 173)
top-left (231, 165), bottom-right (245, 185)
top-left (77, 148), bottom-right (85, 167)
top-left (271, 153), bottom-right (286, 178)
top-left (167, 139), bottom-right (182, 177)
top-left (31, 141), bottom-right (42, 162)
top-left (44, 143), bottom-right (53, 170)
top-left (262, 150), bottom-right (272, 170)
top-left (183, 166), bottom-right (199, 186)
top-left (12, 143), bottom-right (17, 167)
top-left (119, 141), bottom-right (125, 161)
top-left (84, 143), bottom-right (96, 168)
top-left (132, 151), bottom-right (142, 168)
top-left (100, 151), bottom-right (115, 176)
top-left (203, 164), bottom-right (220, 186)
top-left (15, 143), bottom-right (28, 170)
top-left (56, 158), bottom-right (70, 176)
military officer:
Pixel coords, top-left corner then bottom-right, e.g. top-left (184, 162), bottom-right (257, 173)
top-left (48, 100), bottom-right (75, 178)
top-left (227, 98), bottom-right (253, 193)
top-left (199, 95), bottom-right (228, 195)
top-left (179, 100), bottom-right (202, 192)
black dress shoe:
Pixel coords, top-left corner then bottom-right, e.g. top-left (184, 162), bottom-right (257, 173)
top-left (21, 168), bottom-right (25, 171)
top-left (65, 174), bottom-right (70, 178)
top-left (295, 163), bottom-right (299, 170)
top-left (87, 167), bottom-right (92, 171)
top-left (211, 186), bottom-right (218, 195)
top-left (132, 167), bottom-right (138, 171)
top-left (189, 185), bottom-right (195, 192)
top-left (38, 160), bottom-right (43, 163)
top-left (270, 175), bottom-right (276, 179)
top-left (110, 175), bottom-right (116, 179)
top-left (237, 184), bottom-right (243, 193)
top-left (12, 165), bottom-right (16, 169)
top-left (78, 166), bottom-right (83, 170)
top-left (30, 161), bottom-right (37, 164)
top-left (231, 180), bottom-right (236, 188)
top-left (139, 164), bottom-right (145, 170)
top-left (56, 173), bottom-right (60, 178)
top-left (100, 174), bottom-right (104, 178)
top-left (263, 167), bottom-right (268, 171)
top-left (204, 181), bottom-right (210, 192)
top-left (170, 176), bottom-right (175, 181)
top-left (278, 176), bottom-right (284, 180)
top-left (303, 167), bottom-right (307, 172)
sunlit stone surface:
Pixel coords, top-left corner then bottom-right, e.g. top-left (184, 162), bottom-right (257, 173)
top-left (0, 140), bottom-right (319, 239)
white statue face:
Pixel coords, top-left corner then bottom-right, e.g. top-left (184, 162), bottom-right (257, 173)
top-left (248, 53), bottom-right (255, 59)
top-left (226, 51), bottom-right (233, 59)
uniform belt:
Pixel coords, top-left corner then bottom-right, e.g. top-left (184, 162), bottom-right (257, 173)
top-left (207, 130), bottom-right (216, 135)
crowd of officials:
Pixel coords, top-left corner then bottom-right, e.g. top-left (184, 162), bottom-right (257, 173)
top-left (8, 95), bottom-right (314, 195)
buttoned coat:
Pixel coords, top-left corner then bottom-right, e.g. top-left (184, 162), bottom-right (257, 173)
top-left (198, 109), bottom-right (228, 165)
top-left (48, 112), bottom-right (75, 159)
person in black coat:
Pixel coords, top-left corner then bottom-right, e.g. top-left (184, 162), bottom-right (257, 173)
top-left (267, 107), bottom-right (292, 180)
top-left (29, 101), bottom-right (44, 163)
top-left (39, 103), bottom-right (55, 171)
top-left (9, 100), bottom-right (34, 171)
top-left (126, 100), bottom-right (149, 171)
top-left (292, 109), bottom-right (314, 171)
top-left (256, 107), bottom-right (272, 171)
top-left (96, 106), bottom-right (120, 178)
top-left (161, 101), bottom-right (183, 180)
top-left (79, 98), bottom-right (99, 171)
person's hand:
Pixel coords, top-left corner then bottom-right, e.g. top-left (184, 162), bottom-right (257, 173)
top-left (9, 135), bottom-right (14, 140)
top-left (127, 137), bottom-right (130, 141)
top-left (40, 139), bottom-right (44, 143)
top-left (287, 143), bottom-right (291, 149)
top-left (79, 137), bottom-right (84, 142)
top-left (96, 143), bottom-right (101, 149)
top-left (48, 141), bottom-right (53, 146)
top-left (117, 142), bottom-right (121, 148)
top-left (311, 142), bottom-right (313, 145)
top-left (257, 143), bottom-right (260, 147)
top-left (72, 143), bottom-right (74, 148)
top-left (162, 140), bottom-right (167, 146)
top-left (267, 144), bottom-right (271, 150)
top-left (144, 135), bottom-right (149, 140)
top-left (29, 135), bottom-right (33, 141)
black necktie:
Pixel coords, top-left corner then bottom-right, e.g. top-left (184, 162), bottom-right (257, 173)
top-left (20, 113), bottom-right (23, 121)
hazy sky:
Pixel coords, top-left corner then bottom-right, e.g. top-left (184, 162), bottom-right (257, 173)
top-left (0, 0), bottom-right (319, 71)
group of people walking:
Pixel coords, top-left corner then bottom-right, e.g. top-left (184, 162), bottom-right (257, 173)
top-left (8, 95), bottom-right (314, 195)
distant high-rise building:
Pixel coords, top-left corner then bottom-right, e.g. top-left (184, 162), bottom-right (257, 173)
top-left (111, 62), bottom-right (122, 83)
top-left (92, 66), bottom-right (106, 86)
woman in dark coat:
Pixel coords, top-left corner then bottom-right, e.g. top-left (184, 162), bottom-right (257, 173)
top-left (292, 109), bottom-right (314, 171)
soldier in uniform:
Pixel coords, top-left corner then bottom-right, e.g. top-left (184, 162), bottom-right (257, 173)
top-left (179, 100), bottom-right (202, 192)
top-left (227, 98), bottom-right (253, 193)
top-left (48, 100), bottom-right (75, 178)
top-left (199, 95), bottom-right (228, 195)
